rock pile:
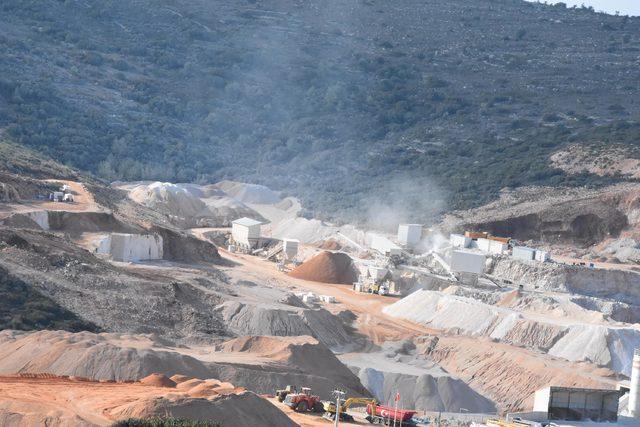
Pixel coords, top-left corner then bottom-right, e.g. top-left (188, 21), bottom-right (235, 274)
top-left (288, 251), bottom-right (358, 284)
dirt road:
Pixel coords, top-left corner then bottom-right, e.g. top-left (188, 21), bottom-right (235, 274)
top-left (0, 179), bottom-right (105, 218)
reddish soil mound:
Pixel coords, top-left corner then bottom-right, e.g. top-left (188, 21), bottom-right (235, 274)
top-left (169, 374), bottom-right (189, 384)
top-left (318, 239), bottom-right (342, 250)
top-left (139, 373), bottom-right (176, 388)
top-left (288, 251), bottom-right (357, 284)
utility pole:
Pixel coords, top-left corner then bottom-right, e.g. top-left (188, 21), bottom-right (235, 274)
top-left (332, 389), bottom-right (346, 427)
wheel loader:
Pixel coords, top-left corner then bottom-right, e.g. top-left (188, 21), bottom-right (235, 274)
top-left (283, 387), bottom-right (324, 413)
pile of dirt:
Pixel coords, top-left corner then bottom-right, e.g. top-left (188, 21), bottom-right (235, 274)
top-left (216, 301), bottom-right (352, 348)
top-left (0, 330), bottom-right (368, 400)
top-left (0, 374), bottom-right (297, 426)
top-left (130, 182), bottom-right (211, 222)
top-left (139, 373), bottom-right (176, 388)
top-left (0, 182), bottom-right (19, 202)
top-left (318, 239), bottom-right (342, 250)
top-left (219, 335), bottom-right (370, 398)
top-left (288, 251), bottom-right (358, 284)
top-left (214, 180), bottom-right (280, 204)
top-left (149, 225), bottom-right (221, 264)
top-left (384, 289), bottom-right (640, 376)
top-left (47, 211), bottom-right (137, 234)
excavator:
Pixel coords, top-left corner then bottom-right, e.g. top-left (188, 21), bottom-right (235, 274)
top-left (322, 397), bottom-right (377, 422)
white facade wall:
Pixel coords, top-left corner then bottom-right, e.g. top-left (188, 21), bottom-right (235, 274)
top-left (476, 238), bottom-right (492, 253)
top-left (369, 233), bottom-right (402, 256)
top-left (397, 224), bottom-right (422, 247)
top-left (450, 250), bottom-right (486, 274)
top-left (450, 233), bottom-right (471, 249)
top-left (489, 240), bottom-right (509, 255)
top-left (110, 233), bottom-right (163, 262)
top-left (513, 246), bottom-right (536, 261)
top-left (533, 387), bottom-right (551, 413)
top-left (535, 250), bottom-right (550, 262)
top-left (630, 349), bottom-right (640, 418)
top-left (282, 239), bottom-right (299, 259)
top-left (232, 223), bottom-right (261, 246)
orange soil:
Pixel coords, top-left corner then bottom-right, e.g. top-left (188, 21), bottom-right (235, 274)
top-left (288, 251), bottom-right (358, 284)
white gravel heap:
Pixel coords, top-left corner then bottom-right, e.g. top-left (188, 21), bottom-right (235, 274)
top-left (384, 289), bottom-right (640, 376)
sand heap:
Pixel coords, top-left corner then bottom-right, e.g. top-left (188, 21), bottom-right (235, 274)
top-left (219, 335), bottom-right (370, 398)
top-left (288, 251), bottom-right (358, 284)
top-left (0, 330), bottom-right (367, 401)
top-left (130, 182), bottom-right (211, 221)
top-left (0, 374), bottom-right (296, 426)
top-left (214, 180), bottom-right (281, 204)
top-left (125, 181), bottom-right (265, 227)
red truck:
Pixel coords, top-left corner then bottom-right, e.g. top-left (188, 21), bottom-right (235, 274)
top-left (365, 403), bottom-right (416, 425)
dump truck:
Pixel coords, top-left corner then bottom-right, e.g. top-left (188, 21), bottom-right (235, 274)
top-left (283, 387), bottom-right (324, 413)
top-left (365, 402), bottom-right (416, 425)
top-left (323, 397), bottom-right (377, 422)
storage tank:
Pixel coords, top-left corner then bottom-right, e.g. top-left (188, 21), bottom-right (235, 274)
top-left (397, 224), bottom-right (422, 247)
top-left (231, 217), bottom-right (262, 247)
top-left (450, 250), bottom-right (485, 274)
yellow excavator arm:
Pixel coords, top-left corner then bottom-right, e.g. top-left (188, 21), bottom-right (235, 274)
top-left (323, 397), bottom-right (376, 414)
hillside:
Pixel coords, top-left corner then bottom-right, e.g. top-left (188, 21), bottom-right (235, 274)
top-left (1, 0), bottom-right (639, 223)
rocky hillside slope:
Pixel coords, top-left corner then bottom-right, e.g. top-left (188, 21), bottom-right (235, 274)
top-left (1, 2), bottom-right (639, 220)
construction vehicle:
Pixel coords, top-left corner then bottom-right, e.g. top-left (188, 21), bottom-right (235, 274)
top-left (283, 387), bottom-right (324, 413)
top-left (487, 419), bottom-right (547, 427)
top-left (275, 385), bottom-right (296, 402)
top-left (365, 402), bottom-right (416, 425)
top-left (323, 397), bottom-right (377, 422)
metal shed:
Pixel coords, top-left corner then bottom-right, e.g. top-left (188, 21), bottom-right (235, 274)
top-left (533, 386), bottom-right (620, 422)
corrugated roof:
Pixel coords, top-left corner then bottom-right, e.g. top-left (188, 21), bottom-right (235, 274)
top-left (232, 217), bottom-right (262, 227)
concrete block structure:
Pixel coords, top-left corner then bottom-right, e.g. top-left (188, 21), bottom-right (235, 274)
top-left (489, 240), bottom-right (508, 255)
top-left (231, 217), bottom-right (262, 248)
top-left (533, 386), bottom-right (620, 423)
top-left (109, 233), bottom-right (163, 262)
top-left (450, 233), bottom-right (471, 249)
top-left (513, 246), bottom-right (536, 261)
top-left (450, 250), bottom-right (485, 275)
top-left (397, 224), bottom-right (422, 247)
top-left (535, 250), bottom-right (550, 262)
top-left (282, 238), bottom-right (299, 260)
top-left (476, 238), bottom-right (492, 253)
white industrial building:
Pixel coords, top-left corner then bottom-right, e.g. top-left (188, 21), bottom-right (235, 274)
top-left (369, 233), bottom-right (402, 256)
top-left (532, 386), bottom-right (620, 423)
top-left (99, 233), bottom-right (163, 262)
top-left (450, 233), bottom-right (472, 249)
top-left (282, 238), bottom-right (299, 260)
top-left (449, 250), bottom-right (486, 275)
top-left (513, 246), bottom-right (536, 261)
top-left (397, 224), bottom-right (422, 247)
top-left (535, 250), bottom-right (550, 262)
top-left (231, 217), bottom-right (262, 248)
